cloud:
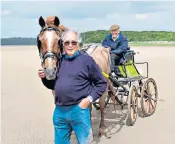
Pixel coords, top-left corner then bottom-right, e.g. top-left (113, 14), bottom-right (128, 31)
top-left (0, 9), bottom-right (12, 16)
top-left (135, 14), bottom-right (151, 21)
top-left (1, 1), bottom-right (175, 38)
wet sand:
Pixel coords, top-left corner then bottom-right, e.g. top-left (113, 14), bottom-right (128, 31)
top-left (1, 45), bottom-right (175, 144)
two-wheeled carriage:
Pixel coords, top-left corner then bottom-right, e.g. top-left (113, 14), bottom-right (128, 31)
top-left (93, 49), bottom-right (158, 126)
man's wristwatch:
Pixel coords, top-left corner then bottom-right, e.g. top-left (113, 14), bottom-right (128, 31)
top-left (87, 96), bottom-right (93, 103)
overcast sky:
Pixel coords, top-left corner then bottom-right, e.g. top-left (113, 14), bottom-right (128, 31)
top-left (1, 0), bottom-right (175, 38)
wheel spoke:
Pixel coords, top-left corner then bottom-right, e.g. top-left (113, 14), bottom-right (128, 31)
top-left (131, 106), bottom-right (137, 120)
top-left (128, 85), bottom-right (138, 123)
top-left (144, 98), bottom-right (149, 102)
top-left (147, 101), bottom-right (151, 113)
top-left (133, 92), bottom-right (137, 112)
top-left (144, 92), bottom-right (157, 102)
top-left (149, 92), bottom-right (156, 96)
top-left (133, 112), bottom-right (136, 120)
top-left (146, 100), bottom-right (150, 113)
top-left (149, 99), bottom-right (155, 109)
top-left (143, 93), bottom-right (149, 98)
top-left (151, 97), bottom-right (157, 102)
top-left (132, 99), bottom-right (137, 117)
top-left (147, 82), bottom-right (156, 94)
top-left (133, 105), bottom-right (137, 114)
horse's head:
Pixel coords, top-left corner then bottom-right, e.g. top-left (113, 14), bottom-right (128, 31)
top-left (37, 16), bottom-right (62, 80)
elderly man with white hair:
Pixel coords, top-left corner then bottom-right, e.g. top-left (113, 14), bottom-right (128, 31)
top-left (102, 24), bottom-right (129, 75)
top-left (38, 30), bottom-right (107, 144)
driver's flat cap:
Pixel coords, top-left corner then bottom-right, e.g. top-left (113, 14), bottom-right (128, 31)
top-left (110, 24), bottom-right (120, 31)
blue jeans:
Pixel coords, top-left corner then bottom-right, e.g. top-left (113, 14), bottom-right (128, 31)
top-left (53, 104), bottom-right (93, 144)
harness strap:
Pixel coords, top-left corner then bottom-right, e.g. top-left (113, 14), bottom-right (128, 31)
top-left (81, 44), bottom-right (98, 55)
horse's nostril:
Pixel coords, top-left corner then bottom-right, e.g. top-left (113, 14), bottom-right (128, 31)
top-left (45, 68), bottom-right (57, 80)
top-left (45, 68), bottom-right (52, 74)
top-left (45, 68), bottom-right (57, 75)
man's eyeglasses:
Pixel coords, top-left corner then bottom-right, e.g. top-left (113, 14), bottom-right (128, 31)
top-left (63, 40), bottom-right (78, 46)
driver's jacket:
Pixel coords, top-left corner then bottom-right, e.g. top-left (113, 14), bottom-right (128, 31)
top-left (102, 32), bottom-right (129, 55)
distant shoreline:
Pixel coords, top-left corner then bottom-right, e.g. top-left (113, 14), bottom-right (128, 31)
top-left (1, 41), bottom-right (175, 47)
top-left (1, 31), bottom-right (175, 45)
top-left (1, 42), bottom-right (175, 46)
top-left (1, 43), bottom-right (175, 49)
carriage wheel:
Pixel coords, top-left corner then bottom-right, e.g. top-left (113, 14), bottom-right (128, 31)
top-left (93, 95), bottom-right (110, 110)
top-left (127, 85), bottom-right (138, 126)
top-left (140, 78), bottom-right (158, 117)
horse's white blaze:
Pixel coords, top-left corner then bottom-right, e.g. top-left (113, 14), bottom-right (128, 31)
top-left (46, 31), bottom-right (54, 51)
top-left (47, 57), bottom-right (53, 68)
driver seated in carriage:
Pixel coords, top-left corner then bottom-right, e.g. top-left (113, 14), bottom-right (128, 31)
top-left (102, 24), bottom-right (129, 76)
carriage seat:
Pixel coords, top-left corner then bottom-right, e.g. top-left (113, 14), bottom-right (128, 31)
top-left (119, 49), bottom-right (136, 65)
top-left (115, 49), bottom-right (140, 78)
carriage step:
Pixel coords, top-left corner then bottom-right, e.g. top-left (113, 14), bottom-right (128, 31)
top-left (118, 88), bottom-right (129, 95)
top-left (118, 89), bottom-right (126, 92)
top-left (118, 91), bottom-right (129, 95)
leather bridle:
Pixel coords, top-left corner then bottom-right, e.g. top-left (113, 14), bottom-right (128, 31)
top-left (37, 26), bottom-right (63, 64)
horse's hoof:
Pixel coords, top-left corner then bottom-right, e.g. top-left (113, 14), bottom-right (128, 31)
top-left (105, 133), bottom-right (111, 139)
top-left (99, 134), bottom-right (111, 139)
top-left (99, 129), bottom-right (111, 139)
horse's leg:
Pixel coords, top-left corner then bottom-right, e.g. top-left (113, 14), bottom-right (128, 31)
top-left (89, 103), bottom-right (96, 141)
top-left (99, 92), bottom-right (111, 138)
top-left (108, 81), bottom-right (117, 109)
top-left (89, 103), bottom-right (93, 126)
top-left (98, 80), bottom-right (117, 138)
top-left (99, 94), bottom-right (107, 137)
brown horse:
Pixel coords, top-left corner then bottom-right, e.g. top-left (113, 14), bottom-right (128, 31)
top-left (81, 44), bottom-right (116, 138)
top-left (37, 16), bottom-right (67, 80)
top-left (37, 16), bottom-right (116, 138)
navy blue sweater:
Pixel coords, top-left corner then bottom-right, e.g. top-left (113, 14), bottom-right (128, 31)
top-left (41, 52), bottom-right (107, 106)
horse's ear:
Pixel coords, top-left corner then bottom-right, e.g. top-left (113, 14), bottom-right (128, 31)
top-left (54, 16), bottom-right (60, 27)
top-left (39, 16), bottom-right (45, 27)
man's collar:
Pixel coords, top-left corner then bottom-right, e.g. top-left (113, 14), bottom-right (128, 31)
top-left (63, 50), bottom-right (80, 60)
top-left (110, 32), bottom-right (121, 41)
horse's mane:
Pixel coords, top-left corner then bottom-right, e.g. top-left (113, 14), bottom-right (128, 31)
top-left (45, 16), bottom-right (68, 33)
top-left (81, 44), bottom-right (111, 74)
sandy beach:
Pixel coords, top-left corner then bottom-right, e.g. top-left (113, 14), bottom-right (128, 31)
top-left (1, 45), bottom-right (175, 144)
